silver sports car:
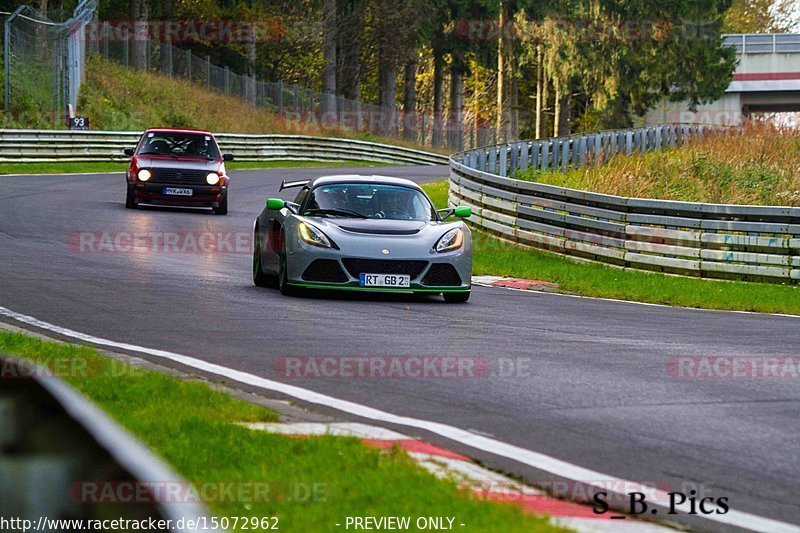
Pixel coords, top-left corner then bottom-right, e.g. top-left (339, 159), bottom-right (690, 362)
top-left (252, 175), bottom-right (473, 302)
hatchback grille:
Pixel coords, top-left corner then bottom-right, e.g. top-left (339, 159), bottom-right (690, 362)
top-left (342, 259), bottom-right (428, 279)
top-left (150, 168), bottom-right (209, 185)
top-left (302, 259), bottom-right (348, 283)
top-left (422, 264), bottom-right (462, 286)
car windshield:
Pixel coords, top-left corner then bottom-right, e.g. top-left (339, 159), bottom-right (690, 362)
top-left (302, 183), bottom-right (436, 221)
top-left (137, 132), bottom-right (220, 159)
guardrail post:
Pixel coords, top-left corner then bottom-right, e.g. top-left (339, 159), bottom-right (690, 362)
top-left (625, 132), bottom-right (633, 154)
top-left (509, 143), bottom-right (519, 175)
top-left (498, 145), bottom-right (508, 177)
top-left (595, 134), bottom-right (605, 163)
top-left (488, 148), bottom-right (497, 174)
top-left (551, 140), bottom-right (559, 171)
top-left (541, 141), bottom-right (550, 170)
top-left (531, 141), bottom-right (539, 169)
top-left (519, 142), bottom-right (529, 171)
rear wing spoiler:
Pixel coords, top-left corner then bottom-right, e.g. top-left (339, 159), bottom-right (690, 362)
top-left (279, 179), bottom-right (309, 191)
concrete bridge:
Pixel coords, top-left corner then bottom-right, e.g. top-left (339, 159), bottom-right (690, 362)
top-left (644, 33), bottom-right (800, 125)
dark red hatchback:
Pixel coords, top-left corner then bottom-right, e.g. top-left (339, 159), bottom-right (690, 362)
top-left (125, 128), bottom-right (233, 215)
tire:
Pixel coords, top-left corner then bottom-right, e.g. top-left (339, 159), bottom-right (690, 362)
top-left (252, 228), bottom-right (276, 288)
top-left (278, 251), bottom-right (302, 297)
top-left (125, 188), bottom-right (137, 209)
top-left (443, 291), bottom-right (470, 303)
top-left (214, 193), bottom-right (228, 215)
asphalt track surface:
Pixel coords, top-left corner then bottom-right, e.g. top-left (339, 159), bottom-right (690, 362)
top-left (1, 165), bottom-right (799, 532)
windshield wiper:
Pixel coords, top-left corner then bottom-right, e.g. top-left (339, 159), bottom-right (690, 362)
top-left (304, 208), bottom-right (367, 218)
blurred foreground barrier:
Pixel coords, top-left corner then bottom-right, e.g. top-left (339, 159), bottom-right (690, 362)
top-left (0, 129), bottom-right (447, 165)
top-left (0, 355), bottom-right (220, 532)
top-left (449, 125), bottom-right (800, 283)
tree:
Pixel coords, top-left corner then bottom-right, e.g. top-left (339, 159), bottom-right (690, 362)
top-left (364, 0), bottom-right (429, 135)
top-left (524, 0), bottom-right (737, 131)
top-left (130, 0), bottom-right (148, 70)
top-left (724, 0), bottom-right (791, 33)
top-left (322, 0), bottom-right (337, 114)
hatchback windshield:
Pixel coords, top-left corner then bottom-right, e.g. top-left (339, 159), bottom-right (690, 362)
top-left (137, 132), bottom-right (220, 159)
top-left (302, 183), bottom-right (436, 221)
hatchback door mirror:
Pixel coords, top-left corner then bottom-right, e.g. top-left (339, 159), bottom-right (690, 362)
top-left (222, 153), bottom-right (234, 162)
top-left (123, 148), bottom-right (135, 157)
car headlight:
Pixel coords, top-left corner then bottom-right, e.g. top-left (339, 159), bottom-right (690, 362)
top-left (137, 169), bottom-right (151, 182)
top-left (206, 172), bottom-right (220, 185)
top-left (434, 228), bottom-right (464, 253)
top-left (299, 222), bottom-right (334, 248)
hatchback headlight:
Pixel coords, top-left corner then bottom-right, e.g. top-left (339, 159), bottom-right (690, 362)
top-left (137, 169), bottom-right (151, 182)
top-left (299, 222), bottom-right (334, 248)
top-left (206, 172), bottom-right (220, 185)
top-left (434, 228), bottom-right (464, 253)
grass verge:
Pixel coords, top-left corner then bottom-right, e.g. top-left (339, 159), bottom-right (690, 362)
top-left (422, 181), bottom-right (800, 315)
top-left (0, 160), bottom-right (388, 175)
top-left (0, 329), bottom-right (561, 532)
top-left (514, 125), bottom-right (800, 206)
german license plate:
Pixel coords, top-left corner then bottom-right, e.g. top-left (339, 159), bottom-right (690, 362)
top-left (359, 273), bottom-right (411, 288)
top-left (163, 187), bottom-right (193, 196)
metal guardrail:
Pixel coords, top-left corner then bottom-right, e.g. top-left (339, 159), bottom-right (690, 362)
top-left (0, 129), bottom-right (448, 166)
top-left (449, 125), bottom-right (800, 282)
top-left (0, 355), bottom-right (219, 532)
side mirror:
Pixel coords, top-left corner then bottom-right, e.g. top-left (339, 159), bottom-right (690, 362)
top-left (454, 205), bottom-right (472, 218)
top-left (266, 198), bottom-right (285, 210)
top-left (222, 153), bottom-right (234, 162)
top-left (123, 148), bottom-right (135, 156)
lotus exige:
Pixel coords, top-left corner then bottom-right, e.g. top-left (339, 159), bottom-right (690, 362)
top-left (252, 175), bottom-right (473, 302)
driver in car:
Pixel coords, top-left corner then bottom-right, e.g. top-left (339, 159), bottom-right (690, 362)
top-left (374, 188), bottom-right (412, 219)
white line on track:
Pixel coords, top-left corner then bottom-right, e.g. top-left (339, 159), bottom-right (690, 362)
top-left (0, 304), bottom-right (797, 533)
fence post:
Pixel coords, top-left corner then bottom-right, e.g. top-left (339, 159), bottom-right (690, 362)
top-left (123, 33), bottom-right (129, 67)
top-left (4, 10), bottom-right (13, 112)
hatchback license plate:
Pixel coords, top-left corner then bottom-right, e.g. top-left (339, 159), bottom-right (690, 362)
top-left (163, 187), bottom-right (193, 196)
top-left (360, 273), bottom-right (410, 288)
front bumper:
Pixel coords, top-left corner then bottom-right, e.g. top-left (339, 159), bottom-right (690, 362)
top-left (284, 235), bottom-right (472, 293)
top-left (129, 182), bottom-right (227, 205)
top-left (287, 280), bottom-right (471, 293)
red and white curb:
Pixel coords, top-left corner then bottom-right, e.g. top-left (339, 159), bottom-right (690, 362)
top-left (472, 276), bottom-right (559, 292)
top-left (242, 422), bottom-right (676, 532)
